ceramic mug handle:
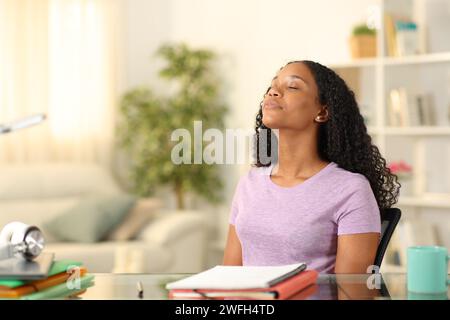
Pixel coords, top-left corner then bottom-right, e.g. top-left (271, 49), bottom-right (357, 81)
top-left (447, 255), bottom-right (450, 286)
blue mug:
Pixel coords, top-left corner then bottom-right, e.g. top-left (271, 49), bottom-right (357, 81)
top-left (407, 246), bottom-right (450, 294)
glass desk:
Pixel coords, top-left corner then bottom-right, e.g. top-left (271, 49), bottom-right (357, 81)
top-left (75, 273), bottom-right (449, 300)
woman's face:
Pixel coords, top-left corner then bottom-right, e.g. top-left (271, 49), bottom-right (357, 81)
top-left (262, 62), bottom-right (327, 131)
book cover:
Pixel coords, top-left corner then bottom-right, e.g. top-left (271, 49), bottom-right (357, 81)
top-left (388, 89), bottom-right (405, 126)
top-left (416, 93), bottom-right (436, 125)
top-left (19, 274), bottom-right (95, 300)
top-left (168, 269), bottom-right (319, 300)
top-left (0, 259), bottom-right (83, 289)
top-left (0, 267), bottom-right (87, 298)
top-left (166, 263), bottom-right (307, 291)
top-left (384, 14), bottom-right (398, 57)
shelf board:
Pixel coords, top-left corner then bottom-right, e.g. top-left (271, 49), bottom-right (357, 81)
top-left (383, 52), bottom-right (450, 66)
top-left (329, 52), bottom-right (450, 69)
top-left (398, 196), bottom-right (450, 209)
top-left (384, 126), bottom-right (450, 136)
top-left (367, 126), bottom-right (450, 136)
top-left (367, 126), bottom-right (380, 135)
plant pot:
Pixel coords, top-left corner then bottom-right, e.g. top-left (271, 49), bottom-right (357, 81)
top-left (349, 35), bottom-right (377, 58)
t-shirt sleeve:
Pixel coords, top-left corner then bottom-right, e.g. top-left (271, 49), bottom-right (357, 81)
top-left (335, 177), bottom-right (381, 236)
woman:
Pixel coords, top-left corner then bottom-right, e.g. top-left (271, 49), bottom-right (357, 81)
top-left (223, 60), bottom-right (400, 273)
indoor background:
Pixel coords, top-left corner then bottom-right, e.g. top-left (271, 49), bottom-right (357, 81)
top-left (1, 0), bottom-right (449, 274)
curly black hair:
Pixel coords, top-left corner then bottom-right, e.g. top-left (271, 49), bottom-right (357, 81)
top-left (254, 60), bottom-right (400, 209)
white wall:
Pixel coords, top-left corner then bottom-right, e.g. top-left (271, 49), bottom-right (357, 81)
top-left (120, 0), bottom-right (379, 243)
top-left (118, 0), bottom-right (173, 93)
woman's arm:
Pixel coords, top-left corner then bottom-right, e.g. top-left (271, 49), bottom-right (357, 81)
top-left (223, 225), bottom-right (243, 266)
top-left (334, 233), bottom-right (379, 273)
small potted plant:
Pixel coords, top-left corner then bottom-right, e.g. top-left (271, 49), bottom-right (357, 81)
top-left (349, 23), bottom-right (377, 59)
top-left (388, 160), bottom-right (413, 196)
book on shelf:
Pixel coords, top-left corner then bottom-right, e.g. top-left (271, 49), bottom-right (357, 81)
top-left (416, 93), bottom-right (436, 125)
top-left (166, 263), bottom-right (319, 300)
top-left (388, 88), bottom-right (408, 126)
top-left (384, 14), bottom-right (420, 57)
top-left (385, 14), bottom-right (399, 57)
top-left (388, 88), bottom-right (436, 127)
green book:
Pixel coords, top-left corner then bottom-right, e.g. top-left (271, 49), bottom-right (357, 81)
top-left (0, 260), bottom-right (83, 288)
top-left (20, 274), bottom-right (95, 300)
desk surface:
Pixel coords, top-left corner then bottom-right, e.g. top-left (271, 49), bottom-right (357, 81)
top-left (76, 273), bottom-right (449, 300)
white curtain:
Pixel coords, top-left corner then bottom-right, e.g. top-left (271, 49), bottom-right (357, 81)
top-left (0, 0), bottom-right (120, 166)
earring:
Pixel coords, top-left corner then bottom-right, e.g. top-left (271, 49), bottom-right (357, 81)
top-left (315, 116), bottom-right (325, 122)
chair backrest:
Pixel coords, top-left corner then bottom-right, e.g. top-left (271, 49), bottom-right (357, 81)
top-left (374, 207), bottom-right (402, 268)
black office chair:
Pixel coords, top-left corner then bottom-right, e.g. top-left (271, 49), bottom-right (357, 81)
top-left (373, 207), bottom-right (402, 268)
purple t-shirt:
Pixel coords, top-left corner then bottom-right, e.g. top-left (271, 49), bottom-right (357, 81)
top-left (229, 162), bottom-right (381, 273)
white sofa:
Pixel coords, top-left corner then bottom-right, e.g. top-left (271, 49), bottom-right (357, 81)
top-left (0, 163), bottom-right (208, 273)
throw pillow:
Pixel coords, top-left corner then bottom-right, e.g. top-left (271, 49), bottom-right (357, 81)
top-left (44, 193), bottom-right (137, 243)
top-left (106, 197), bottom-right (162, 241)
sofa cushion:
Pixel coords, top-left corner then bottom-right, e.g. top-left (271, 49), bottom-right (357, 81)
top-left (106, 197), bottom-right (162, 241)
top-left (0, 163), bottom-right (121, 200)
top-left (0, 197), bottom-right (81, 243)
top-left (44, 193), bottom-right (137, 243)
top-left (136, 210), bottom-right (206, 246)
top-left (45, 240), bottom-right (172, 273)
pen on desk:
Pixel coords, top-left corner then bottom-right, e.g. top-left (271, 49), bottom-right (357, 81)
top-left (137, 281), bottom-right (144, 299)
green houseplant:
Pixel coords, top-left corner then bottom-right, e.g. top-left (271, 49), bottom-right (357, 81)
top-left (118, 43), bottom-right (228, 209)
top-left (352, 24), bottom-right (376, 37)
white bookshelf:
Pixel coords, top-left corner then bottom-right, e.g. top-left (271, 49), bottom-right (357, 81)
top-left (383, 51), bottom-right (450, 65)
top-left (384, 126), bottom-right (450, 136)
top-left (369, 126), bottom-right (450, 136)
top-left (398, 196), bottom-right (450, 209)
top-left (329, 0), bottom-right (450, 267)
top-left (329, 52), bottom-right (450, 69)
top-left (330, 0), bottom-right (450, 204)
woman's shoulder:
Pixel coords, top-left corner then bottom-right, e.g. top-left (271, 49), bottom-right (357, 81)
top-left (246, 164), bottom-right (270, 179)
top-left (327, 163), bottom-right (372, 193)
top-left (235, 164), bottom-right (271, 186)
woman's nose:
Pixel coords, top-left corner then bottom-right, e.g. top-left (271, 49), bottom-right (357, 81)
top-left (267, 86), bottom-right (281, 97)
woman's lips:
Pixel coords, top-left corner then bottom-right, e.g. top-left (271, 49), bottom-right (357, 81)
top-left (264, 100), bottom-right (283, 110)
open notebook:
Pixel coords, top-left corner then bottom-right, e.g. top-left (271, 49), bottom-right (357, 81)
top-left (166, 263), bottom-right (307, 290)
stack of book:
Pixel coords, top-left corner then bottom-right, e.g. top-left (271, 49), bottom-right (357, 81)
top-left (166, 263), bottom-right (318, 300)
top-left (388, 88), bottom-right (436, 127)
top-left (0, 258), bottom-right (94, 300)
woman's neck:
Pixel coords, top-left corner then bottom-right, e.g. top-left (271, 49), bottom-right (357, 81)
top-left (273, 128), bottom-right (328, 178)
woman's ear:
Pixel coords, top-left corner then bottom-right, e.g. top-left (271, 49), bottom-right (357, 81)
top-left (314, 106), bottom-right (329, 123)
